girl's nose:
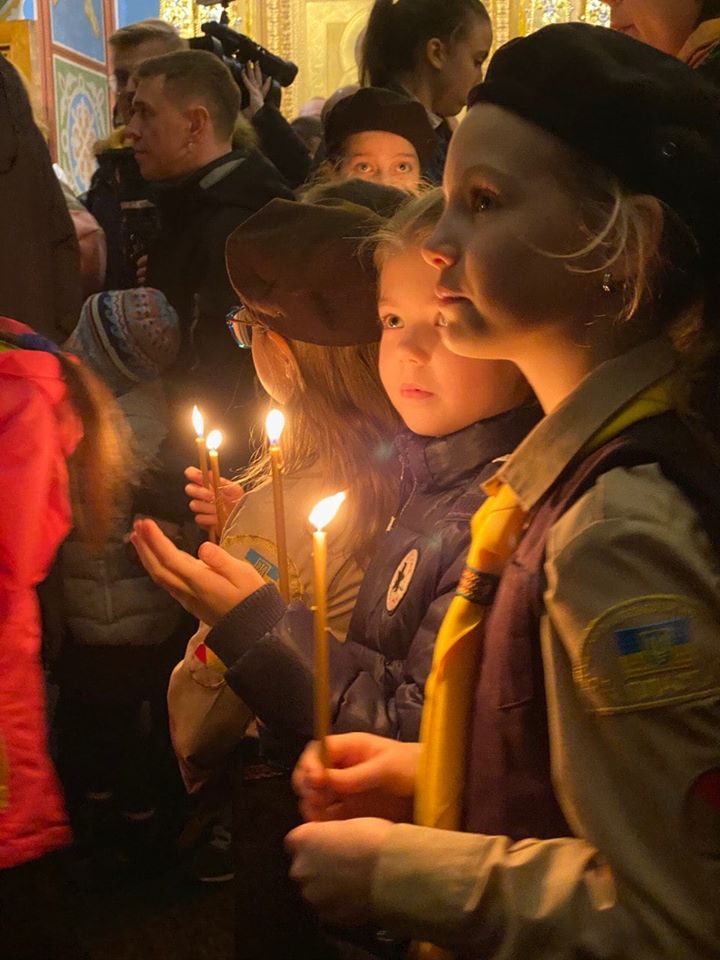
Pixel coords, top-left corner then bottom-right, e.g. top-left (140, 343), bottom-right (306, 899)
top-left (397, 327), bottom-right (433, 363)
top-left (423, 221), bottom-right (459, 270)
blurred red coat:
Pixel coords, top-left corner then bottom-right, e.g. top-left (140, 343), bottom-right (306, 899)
top-left (0, 317), bottom-right (81, 868)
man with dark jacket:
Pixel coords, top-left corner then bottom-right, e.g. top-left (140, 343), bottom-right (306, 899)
top-left (126, 49), bottom-right (294, 482)
top-left (0, 55), bottom-right (81, 343)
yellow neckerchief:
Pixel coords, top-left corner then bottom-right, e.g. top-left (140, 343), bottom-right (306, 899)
top-left (678, 18), bottom-right (720, 69)
top-left (413, 378), bottom-right (673, 960)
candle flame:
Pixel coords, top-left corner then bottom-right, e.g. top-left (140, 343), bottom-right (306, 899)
top-left (309, 491), bottom-right (346, 531)
top-left (266, 409), bottom-right (285, 445)
top-left (192, 405), bottom-right (204, 438)
top-left (206, 429), bottom-right (223, 452)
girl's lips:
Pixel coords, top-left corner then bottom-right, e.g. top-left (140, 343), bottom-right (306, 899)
top-left (435, 285), bottom-right (469, 306)
top-left (400, 384), bottom-right (435, 399)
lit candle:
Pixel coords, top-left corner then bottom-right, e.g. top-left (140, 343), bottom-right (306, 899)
top-left (266, 409), bottom-right (290, 602)
top-left (192, 405), bottom-right (210, 488)
top-left (206, 429), bottom-right (228, 533)
top-left (192, 405), bottom-right (216, 544)
top-left (308, 491), bottom-right (346, 766)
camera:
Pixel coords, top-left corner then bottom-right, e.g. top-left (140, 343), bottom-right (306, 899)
top-left (189, 21), bottom-right (299, 111)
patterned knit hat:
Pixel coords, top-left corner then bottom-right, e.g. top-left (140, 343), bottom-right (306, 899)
top-left (65, 288), bottom-right (180, 396)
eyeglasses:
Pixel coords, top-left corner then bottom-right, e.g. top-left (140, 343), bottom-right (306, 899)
top-left (226, 305), bottom-right (266, 350)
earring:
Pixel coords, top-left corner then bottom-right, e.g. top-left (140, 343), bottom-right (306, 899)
top-left (601, 272), bottom-right (613, 294)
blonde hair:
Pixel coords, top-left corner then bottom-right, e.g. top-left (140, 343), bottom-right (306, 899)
top-left (373, 187), bottom-right (444, 267)
top-left (58, 354), bottom-right (130, 551)
top-left (501, 147), bottom-right (706, 333)
top-left (241, 340), bottom-right (400, 566)
top-left (109, 19), bottom-right (186, 53)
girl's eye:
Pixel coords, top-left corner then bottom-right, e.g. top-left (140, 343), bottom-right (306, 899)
top-left (380, 314), bottom-right (403, 330)
top-left (470, 189), bottom-right (496, 214)
top-left (353, 161), bottom-right (372, 174)
top-left (396, 162), bottom-right (414, 174)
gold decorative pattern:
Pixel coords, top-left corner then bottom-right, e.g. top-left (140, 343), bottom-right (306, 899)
top-left (162, 0), bottom-right (609, 118)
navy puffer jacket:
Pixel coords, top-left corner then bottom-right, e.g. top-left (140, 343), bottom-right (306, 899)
top-left (206, 404), bottom-right (541, 757)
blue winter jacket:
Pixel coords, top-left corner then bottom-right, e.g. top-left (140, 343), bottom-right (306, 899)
top-left (205, 404), bottom-right (541, 760)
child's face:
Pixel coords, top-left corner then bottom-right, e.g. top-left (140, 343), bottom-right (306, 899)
top-left (378, 246), bottom-right (530, 437)
top-left (338, 131), bottom-right (421, 192)
top-left (424, 104), bottom-right (602, 361)
top-left (430, 13), bottom-right (492, 118)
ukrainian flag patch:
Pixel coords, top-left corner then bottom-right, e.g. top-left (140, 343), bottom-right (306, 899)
top-left (574, 596), bottom-right (720, 714)
top-left (614, 617), bottom-right (692, 675)
top-left (246, 548), bottom-right (279, 583)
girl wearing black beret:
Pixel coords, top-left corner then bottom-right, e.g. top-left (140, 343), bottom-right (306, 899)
top-left (288, 23), bottom-right (720, 960)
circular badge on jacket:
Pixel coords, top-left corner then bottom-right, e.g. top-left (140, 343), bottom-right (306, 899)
top-left (386, 549), bottom-right (419, 612)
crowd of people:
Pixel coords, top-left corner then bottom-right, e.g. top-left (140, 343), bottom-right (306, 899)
top-left (2, 1), bottom-right (720, 958)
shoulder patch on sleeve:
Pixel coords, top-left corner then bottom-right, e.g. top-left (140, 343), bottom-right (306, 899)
top-left (574, 595), bottom-right (720, 714)
top-left (221, 533), bottom-right (303, 598)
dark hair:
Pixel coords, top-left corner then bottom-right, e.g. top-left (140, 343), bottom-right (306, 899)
top-left (135, 50), bottom-right (241, 140)
top-left (360, 0), bottom-right (490, 89)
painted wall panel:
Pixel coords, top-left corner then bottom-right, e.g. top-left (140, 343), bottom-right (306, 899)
top-left (54, 54), bottom-right (109, 192)
top-left (51, 0), bottom-right (106, 63)
top-left (116, 0), bottom-right (160, 28)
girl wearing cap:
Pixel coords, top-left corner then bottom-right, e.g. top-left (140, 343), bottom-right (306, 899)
top-left (157, 197), bottom-right (400, 799)
top-left (287, 23), bottom-right (720, 959)
top-left (360, 0), bottom-right (492, 183)
top-left (0, 318), bottom-right (124, 957)
top-left (319, 87), bottom-right (437, 193)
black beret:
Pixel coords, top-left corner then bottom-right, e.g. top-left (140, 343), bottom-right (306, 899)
top-left (324, 87), bottom-right (437, 167)
top-left (469, 23), bottom-right (720, 276)
top-left (225, 198), bottom-right (383, 346)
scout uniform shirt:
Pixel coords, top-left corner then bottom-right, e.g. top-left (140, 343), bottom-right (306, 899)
top-left (369, 337), bottom-right (720, 960)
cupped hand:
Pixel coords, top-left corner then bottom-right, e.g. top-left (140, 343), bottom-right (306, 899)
top-left (292, 733), bottom-right (418, 823)
top-left (184, 466), bottom-right (244, 530)
top-left (130, 517), bottom-right (265, 625)
top-left (285, 818), bottom-right (393, 925)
